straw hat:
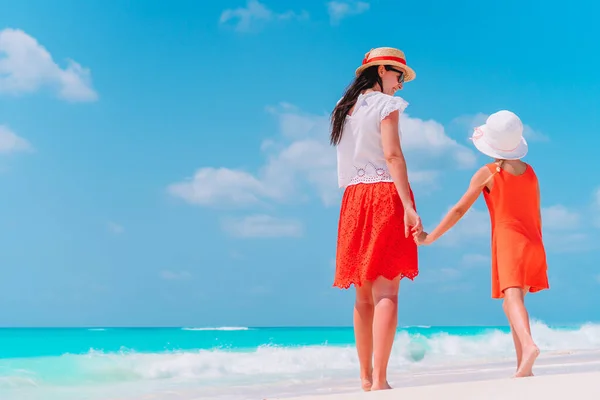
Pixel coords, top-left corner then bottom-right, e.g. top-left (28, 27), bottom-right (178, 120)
top-left (471, 110), bottom-right (528, 160)
top-left (355, 47), bottom-right (416, 82)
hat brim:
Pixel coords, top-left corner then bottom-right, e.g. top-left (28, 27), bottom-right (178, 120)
top-left (355, 61), bottom-right (416, 82)
top-left (471, 125), bottom-right (528, 160)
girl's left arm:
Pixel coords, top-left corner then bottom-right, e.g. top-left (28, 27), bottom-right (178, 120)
top-left (417, 166), bottom-right (492, 245)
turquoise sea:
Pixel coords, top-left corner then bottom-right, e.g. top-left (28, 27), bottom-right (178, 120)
top-left (1, 323), bottom-right (599, 399)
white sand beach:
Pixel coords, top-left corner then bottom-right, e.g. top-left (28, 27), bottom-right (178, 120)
top-left (276, 350), bottom-right (600, 400)
top-left (283, 371), bottom-right (600, 400)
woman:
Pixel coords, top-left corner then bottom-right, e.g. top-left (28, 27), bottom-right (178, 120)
top-left (331, 47), bottom-right (422, 391)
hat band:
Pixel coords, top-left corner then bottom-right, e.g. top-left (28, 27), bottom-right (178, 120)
top-left (473, 127), bottom-right (521, 152)
top-left (362, 55), bottom-right (407, 65)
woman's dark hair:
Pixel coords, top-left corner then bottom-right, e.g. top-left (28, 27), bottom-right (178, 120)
top-left (330, 65), bottom-right (395, 146)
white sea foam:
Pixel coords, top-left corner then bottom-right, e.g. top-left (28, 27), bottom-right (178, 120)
top-left (181, 327), bottom-right (250, 331)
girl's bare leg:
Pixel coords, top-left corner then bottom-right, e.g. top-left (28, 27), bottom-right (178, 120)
top-left (503, 287), bottom-right (539, 377)
top-left (519, 287), bottom-right (535, 376)
top-left (354, 281), bottom-right (374, 391)
top-left (505, 316), bottom-right (522, 371)
top-left (371, 276), bottom-right (401, 390)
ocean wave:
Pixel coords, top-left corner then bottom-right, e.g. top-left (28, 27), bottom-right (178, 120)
top-left (181, 327), bottom-right (250, 331)
top-left (397, 321), bottom-right (600, 364)
top-left (1, 322), bottom-right (599, 388)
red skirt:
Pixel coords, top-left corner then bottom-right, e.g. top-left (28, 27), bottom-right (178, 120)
top-left (333, 182), bottom-right (419, 289)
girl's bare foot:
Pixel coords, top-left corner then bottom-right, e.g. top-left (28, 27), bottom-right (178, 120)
top-left (371, 381), bottom-right (392, 391)
top-left (515, 345), bottom-right (539, 377)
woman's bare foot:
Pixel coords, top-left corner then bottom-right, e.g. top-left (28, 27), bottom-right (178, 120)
top-left (361, 378), bottom-right (373, 391)
top-left (371, 381), bottom-right (392, 391)
top-left (512, 371), bottom-right (534, 378)
top-left (515, 345), bottom-right (539, 377)
top-left (360, 368), bottom-right (373, 392)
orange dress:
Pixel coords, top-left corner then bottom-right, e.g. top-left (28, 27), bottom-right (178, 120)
top-left (482, 163), bottom-right (549, 299)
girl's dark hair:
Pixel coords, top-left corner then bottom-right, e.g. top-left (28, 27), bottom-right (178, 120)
top-left (330, 65), bottom-right (394, 146)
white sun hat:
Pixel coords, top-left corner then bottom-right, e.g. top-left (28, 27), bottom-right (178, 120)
top-left (471, 110), bottom-right (528, 160)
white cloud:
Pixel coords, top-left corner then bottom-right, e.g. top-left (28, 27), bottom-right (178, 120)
top-left (219, 0), bottom-right (308, 32)
top-left (451, 113), bottom-right (487, 132)
top-left (523, 125), bottom-right (549, 142)
top-left (461, 253), bottom-right (490, 266)
top-left (107, 221), bottom-right (124, 235)
top-left (408, 170), bottom-right (440, 185)
top-left (453, 113), bottom-right (548, 142)
top-left (327, 1), bottom-right (370, 24)
top-left (168, 104), bottom-right (338, 207)
top-left (439, 267), bottom-right (461, 279)
top-left (418, 266), bottom-right (465, 293)
top-left (167, 167), bottom-right (276, 207)
top-left (0, 125), bottom-right (32, 153)
top-left (543, 232), bottom-right (593, 253)
top-left (436, 207), bottom-right (490, 247)
top-left (592, 188), bottom-right (600, 228)
top-left (261, 137), bottom-right (339, 206)
top-left (0, 28), bottom-right (97, 102)
top-left (542, 205), bottom-right (581, 230)
top-left (160, 270), bottom-right (192, 281)
top-left (400, 114), bottom-right (477, 170)
top-left (221, 214), bottom-right (303, 238)
top-left (168, 103), bottom-right (478, 208)
top-left (541, 204), bottom-right (593, 253)
top-left (230, 250), bottom-right (245, 260)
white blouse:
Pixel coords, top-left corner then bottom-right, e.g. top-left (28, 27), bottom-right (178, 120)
top-left (336, 91), bottom-right (409, 188)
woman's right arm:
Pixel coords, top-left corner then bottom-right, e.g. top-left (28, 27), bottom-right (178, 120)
top-left (381, 110), bottom-right (414, 211)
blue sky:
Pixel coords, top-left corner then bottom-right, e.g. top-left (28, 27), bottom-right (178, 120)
top-left (0, 0), bottom-right (599, 327)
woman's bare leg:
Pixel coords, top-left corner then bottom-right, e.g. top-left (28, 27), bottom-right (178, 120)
top-left (354, 281), bottom-right (374, 391)
top-left (371, 276), bottom-right (401, 390)
top-left (503, 287), bottom-right (539, 377)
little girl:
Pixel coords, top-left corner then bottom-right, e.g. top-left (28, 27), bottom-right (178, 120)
top-left (415, 110), bottom-right (549, 378)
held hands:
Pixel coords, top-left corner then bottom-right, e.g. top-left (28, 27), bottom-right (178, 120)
top-left (403, 207), bottom-right (433, 246)
top-left (404, 207), bottom-right (434, 245)
top-left (413, 230), bottom-right (432, 246)
top-left (404, 207), bottom-right (422, 238)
